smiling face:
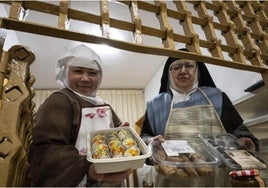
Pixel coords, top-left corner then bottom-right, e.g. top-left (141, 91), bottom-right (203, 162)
top-left (67, 66), bottom-right (101, 96)
top-left (169, 59), bottom-right (197, 93)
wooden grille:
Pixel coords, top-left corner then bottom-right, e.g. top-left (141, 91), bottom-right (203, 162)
top-left (0, 1), bottom-right (267, 73)
top-left (0, 0), bottom-right (268, 186)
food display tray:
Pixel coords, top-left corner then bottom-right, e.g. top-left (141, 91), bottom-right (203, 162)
top-left (199, 134), bottom-right (267, 170)
top-left (87, 126), bottom-right (151, 173)
top-left (149, 138), bottom-right (222, 177)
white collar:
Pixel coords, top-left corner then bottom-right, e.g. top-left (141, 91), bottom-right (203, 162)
top-left (171, 87), bottom-right (198, 103)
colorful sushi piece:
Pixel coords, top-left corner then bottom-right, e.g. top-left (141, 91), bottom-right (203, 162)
top-left (91, 133), bottom-right (106, 144)
top-left (91, 143), bottom-right (109, 159)
top-left (92, 143), bottom-right (109, 153)
top-left (108, 139), bottom-right (121, 148)
top-left (91, 139), bottom-right (106, 150)
top-left (117, 129), bottom-right (132, 141)
top-left (107, 133), bottom-right (119, 142)
top-left (109, 142), bottom-right (125, 158)
top-left (107, 131), bottom-right (118, 139)
top-left (92, 149), bottom-right (110, 159)
top-left (124, 146), bottom-right (140, 157)
top-left (122, 137), bottom-right (137, 148)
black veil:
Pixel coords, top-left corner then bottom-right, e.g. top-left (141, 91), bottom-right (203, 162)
top-left (159, 48), bottom-right (216, 93)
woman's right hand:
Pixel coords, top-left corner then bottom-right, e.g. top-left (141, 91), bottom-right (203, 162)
top-left (147, 135), bottom-right (165, 145)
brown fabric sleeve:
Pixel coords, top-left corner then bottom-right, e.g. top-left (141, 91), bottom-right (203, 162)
top-left (29, 91), bottom-right (90, 186)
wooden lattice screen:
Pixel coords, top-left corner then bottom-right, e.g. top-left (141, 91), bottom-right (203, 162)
top-left (0, 0), bottom-right (268, 186)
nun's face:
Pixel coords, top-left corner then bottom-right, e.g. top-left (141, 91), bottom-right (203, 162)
top-left (169, 59), bottom-right (197, 93)
top-left (68, 66), bottom-right (100, 96)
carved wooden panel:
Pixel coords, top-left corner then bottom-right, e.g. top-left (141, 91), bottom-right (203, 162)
top-left (0, 45), bottom-right (35, 186)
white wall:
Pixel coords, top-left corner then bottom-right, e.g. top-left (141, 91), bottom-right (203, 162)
top-left (144, 59), bottom-right (262, 105)
top-left (144, 63), bottom-right (164, 103)
top-left (206, 64), bottom-right (262, 101)
top-left (0, 4), bottom-right (6, 17)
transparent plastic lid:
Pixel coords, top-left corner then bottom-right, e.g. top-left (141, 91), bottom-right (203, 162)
top-left (199, 134), bottom-right (267, 170)
top-left (150, 139), bottom-right (221, 167)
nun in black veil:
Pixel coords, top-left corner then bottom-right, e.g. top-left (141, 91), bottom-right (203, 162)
top-left (140, 48), bottom-right (259, 186)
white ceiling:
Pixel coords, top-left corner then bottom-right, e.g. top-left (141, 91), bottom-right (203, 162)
top-left (14, 32), bottom-right (166, 90)
top-left (2, 1), bottom-right (172, 90)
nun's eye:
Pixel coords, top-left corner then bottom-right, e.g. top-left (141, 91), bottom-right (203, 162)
top-left (88, 72), bottom-right (97, 76)
top-left (71, 69), bottom-right (83, 74)
top-left (88, 70), bottom-right (99, 76)
top-left (170, 62), bottom-right (196, 72)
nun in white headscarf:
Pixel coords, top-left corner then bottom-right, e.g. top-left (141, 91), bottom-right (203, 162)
top-left (55, 44), bottom-right (104, 104)
top-left (29, 44), bottom-right (130, 187)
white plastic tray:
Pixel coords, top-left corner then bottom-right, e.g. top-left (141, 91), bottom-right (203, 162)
top-left (87, 126), bottom-right (151, 173)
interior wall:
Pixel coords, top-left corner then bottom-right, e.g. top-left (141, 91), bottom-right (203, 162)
top-left (33, 89), bottom-right (145, 127)
top-left (144, 63), bottom-right (164, 103)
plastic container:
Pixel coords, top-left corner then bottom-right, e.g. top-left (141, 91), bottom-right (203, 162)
top-left (149, 138), bottom-right (222, 178)
top-left (199, 134), bottom-right (267, 170)
top-left (87, 126), bottom-right (152, 173)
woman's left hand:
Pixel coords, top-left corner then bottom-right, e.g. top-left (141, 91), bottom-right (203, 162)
top-left (236, 137), bottom-right (256, 151)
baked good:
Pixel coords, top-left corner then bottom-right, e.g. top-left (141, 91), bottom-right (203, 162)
top-left (158, 164), bottom-right (176, 176)
top-left (176, 168), bottom-right (189, 177)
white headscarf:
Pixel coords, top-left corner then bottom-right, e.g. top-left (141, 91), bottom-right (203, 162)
top-left (169, 63), bottom-right (199, 103)
top-left (55, 44), bottom-right (104, 105)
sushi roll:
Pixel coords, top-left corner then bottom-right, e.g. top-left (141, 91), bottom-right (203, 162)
top-left (110, 142), bottom-right (125, 158)
top-left (118, 129), bottom-right (132, 141)
top-left (107, 133), bottom-right (119, 142)
top-left (107, 131), bottom-right (118, 138)
top-left (122, 137), bottom-right (137, 148)
top-left (92, 143), bottom-right (109, 159)
top-left (92, 143), bottom-right (109, 153)
top-left (91, 133), bottom-right (106, 144)
top-left (91, 139), bottom-right (106, 150)
top-left (92, 149), bottom-right (110, 159)
top-left (108, 139), bottom-right (121, 148)
top-left (124, 146), bottom-right (140, 157)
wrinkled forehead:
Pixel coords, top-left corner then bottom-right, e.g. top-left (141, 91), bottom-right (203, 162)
top-left (170, 59), bottom-right (197, 66)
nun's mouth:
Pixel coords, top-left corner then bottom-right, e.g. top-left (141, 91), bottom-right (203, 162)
top-left (178, 76), bottom-right (189, 80)
top-left (79, 85), bottom-right (91, 88)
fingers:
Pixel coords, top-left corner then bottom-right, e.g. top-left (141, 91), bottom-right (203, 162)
top-left (148, 135), bottom-right (165, 146)
top-left (123, 122), bottom-right (130, 126)
top-left (119, 121), bottom-right (130, 127)
top-left (89, 165), bottom-right (132, 184)
top-left (153, 135), bottom-right (165, 142)
top-left (243, 138), bottom-right (256, 151)
top-left (237, 137), bottom-right (256, 151)
top-left (99, 169), bottom-right (132, 183)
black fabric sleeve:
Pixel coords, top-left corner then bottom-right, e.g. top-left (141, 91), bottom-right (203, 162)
top-left (220, 92), bottom-right (243, 132)
top-left (220, 92), bottom-right (259, 151)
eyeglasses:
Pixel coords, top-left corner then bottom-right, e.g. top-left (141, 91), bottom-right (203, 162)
top-left (170, 62), bottom-right (196, 73)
